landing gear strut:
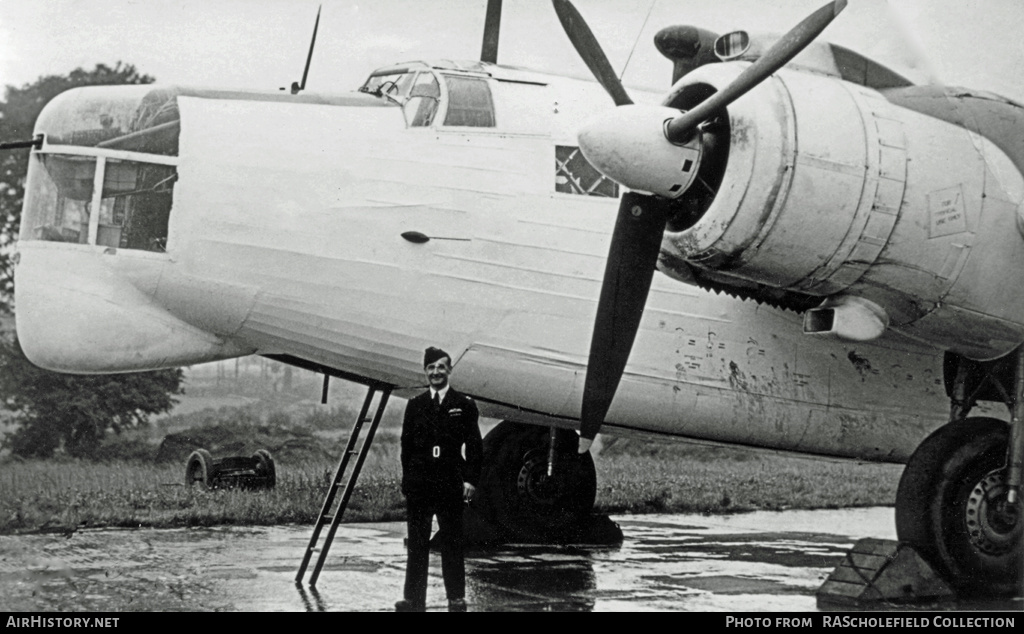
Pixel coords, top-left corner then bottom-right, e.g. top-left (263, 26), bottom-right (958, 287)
top-left (472, 421), bottom-right (598, 542)
top-left (896, 351), bottom-right (1023, 596)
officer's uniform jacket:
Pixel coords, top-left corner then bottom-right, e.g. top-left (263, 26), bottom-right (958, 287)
top-left (400, 387), bottom-right (483, 504)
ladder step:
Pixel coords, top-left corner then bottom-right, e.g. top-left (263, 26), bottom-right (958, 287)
top-left (297, 385), bottom-right (393, 583)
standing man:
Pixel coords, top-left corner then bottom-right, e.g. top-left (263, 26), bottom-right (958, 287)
top-left (396, 347), bottom-right (483, 612)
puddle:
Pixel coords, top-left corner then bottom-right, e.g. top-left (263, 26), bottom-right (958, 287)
top-left (0, 510), bottom-right (1019, 612)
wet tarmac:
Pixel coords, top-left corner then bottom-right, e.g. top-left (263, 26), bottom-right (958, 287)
top-left (0, 507), bottom-right (1020, 612)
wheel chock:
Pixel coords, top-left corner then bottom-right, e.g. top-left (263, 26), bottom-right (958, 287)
top-left (816, 538), bottom-right (954, 606)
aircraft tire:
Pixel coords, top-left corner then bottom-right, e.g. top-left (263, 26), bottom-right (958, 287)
top-left (895, 417), bottom-right (1021, 596)
top-left (474, 421), bottom-right (596, 542)
top-left (253, 449), bottom-right (276, 489)
top-left (186, 449), bottom-right (215, 489)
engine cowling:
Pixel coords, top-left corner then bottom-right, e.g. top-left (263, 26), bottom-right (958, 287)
top-left (642, 64), bottom-right (1024, 360)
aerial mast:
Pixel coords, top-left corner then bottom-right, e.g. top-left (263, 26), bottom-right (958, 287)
top-left (282, 5), bottom-right (322, 94)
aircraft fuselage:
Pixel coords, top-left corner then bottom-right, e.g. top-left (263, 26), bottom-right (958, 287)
top-left (16, 63), bottom-right (988, 463)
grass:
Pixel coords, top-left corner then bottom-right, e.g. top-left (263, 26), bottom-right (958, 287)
top-left (0, 433), bottom-right (903, 535)
top-left (0, 458), bottom-right (405, 533)
top-left (596, 449), bottom-right (901, 514)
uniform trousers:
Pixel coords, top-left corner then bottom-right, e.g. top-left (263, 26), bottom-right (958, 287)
top-left (403, 497), bottom-right (465, 604)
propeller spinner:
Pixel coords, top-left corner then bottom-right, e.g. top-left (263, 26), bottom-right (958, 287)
top-left (554, 0), bottom-right (848, 452)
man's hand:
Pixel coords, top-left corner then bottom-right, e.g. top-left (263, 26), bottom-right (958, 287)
top-left (463, 482), bottom-right (476, 503)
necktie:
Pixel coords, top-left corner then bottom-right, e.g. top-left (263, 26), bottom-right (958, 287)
top-left (433, 392), bottom-right (440, 410)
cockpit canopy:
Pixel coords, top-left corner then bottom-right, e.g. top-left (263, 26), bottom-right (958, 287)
top-left (359, 62), bottom-right (496, 128)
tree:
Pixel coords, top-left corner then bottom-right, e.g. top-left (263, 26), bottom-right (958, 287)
top-left (0, 62), bottom-right (154, 312)
top-left (0, 335), bottom-right (183, 458)
top-left (0, 63), bottom-right (182, 459)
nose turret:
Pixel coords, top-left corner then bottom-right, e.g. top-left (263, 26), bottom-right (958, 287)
top-left (13, 84), bottom-right (247, 373)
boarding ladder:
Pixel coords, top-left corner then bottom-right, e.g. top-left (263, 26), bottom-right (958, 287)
top-left (296, 383), bottom-right (393, 586)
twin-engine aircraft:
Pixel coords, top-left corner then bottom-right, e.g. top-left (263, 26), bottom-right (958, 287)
top-left (8, 0), bottom-right (1022, 596)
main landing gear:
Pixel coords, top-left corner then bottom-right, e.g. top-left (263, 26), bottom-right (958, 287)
top-left (895, 352), bottom-right (1023, 596)
top-left (471, 421), bottom-right (605, 543)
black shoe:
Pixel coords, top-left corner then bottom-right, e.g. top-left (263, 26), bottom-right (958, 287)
top-left (448, 598), bottom-right (467, 612)
top-left (395, 599), bottom-right (425, 612)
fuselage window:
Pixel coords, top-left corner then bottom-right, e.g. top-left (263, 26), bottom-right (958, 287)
top-left (442, 76), bottom-right (495, 127)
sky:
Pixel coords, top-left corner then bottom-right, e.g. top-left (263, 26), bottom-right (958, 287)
top-left (1, 0), bottom-right (1023, 103)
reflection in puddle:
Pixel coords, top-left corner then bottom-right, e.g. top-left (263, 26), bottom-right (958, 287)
top-left (295, 582), bottom-right (328, 612)
top-left (469, 546), bottom-right (597, 611)
top-left (0, 510), bottom-right (1019, 612)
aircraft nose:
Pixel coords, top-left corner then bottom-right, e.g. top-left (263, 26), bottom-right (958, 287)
top-left (14, 245), bottom-right (247, 373)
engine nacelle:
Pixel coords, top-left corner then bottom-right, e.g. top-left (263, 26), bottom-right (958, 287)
top-left (658, 64), bottom-right (1024, 359)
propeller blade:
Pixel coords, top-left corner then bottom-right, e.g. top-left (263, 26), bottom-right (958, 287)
top-left (481, 0), bottom-right (503, 63)
top-left (580, 192), bottom-right (672, 450)
top-left (664, 0), bottom-right (846, 144)
top-left (552, 0), bottom-right (633, 106)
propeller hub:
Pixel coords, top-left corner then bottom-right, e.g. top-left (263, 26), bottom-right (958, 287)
top-left (579, 105), bottom-right (703, 199)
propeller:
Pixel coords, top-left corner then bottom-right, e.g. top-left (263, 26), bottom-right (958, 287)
top-left (552, 0), bottom-right (633, 107)
top-left (554, 0), bottom-right (848, 452)
top-left (664, 0), bottom-right (847, 144)
top-left (579, 192), bottom-right (674, 452)
top-left (481, 0), bottom-right (503, 63)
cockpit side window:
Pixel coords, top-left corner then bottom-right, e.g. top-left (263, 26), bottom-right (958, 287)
top-left (361, 71), bottom-right (440, 128)
top-left (405, 73), bottom-right (440, 127)
top-left (362, 72), bottom-right (416, 101)
top-left (442, 76), bottom-right (495, 127)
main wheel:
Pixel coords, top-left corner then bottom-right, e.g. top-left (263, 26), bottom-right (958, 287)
top-left (185, 449), bottom-right (215, 489)
top-left (895, 417), bottom-right (1021, 596)
top-left (252, 449), bottom-right (276, 489)
top-left (473, 421), bottom-right (597, 542)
